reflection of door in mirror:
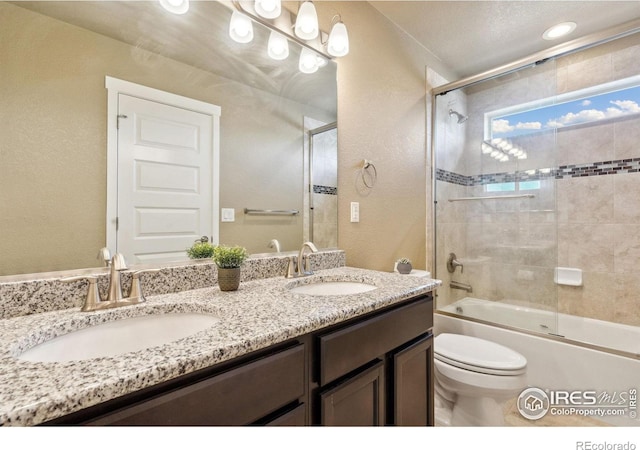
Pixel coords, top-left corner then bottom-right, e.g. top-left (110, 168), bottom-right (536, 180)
top-left (105, 78), bottom-right (221, 264)
top-left (307, 121), bottom-right (338, 249)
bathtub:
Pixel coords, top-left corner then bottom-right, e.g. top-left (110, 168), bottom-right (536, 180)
top-left (436, 298), bottom-right (640, 427)
top-left (441, 297), bottom-right (640, 356)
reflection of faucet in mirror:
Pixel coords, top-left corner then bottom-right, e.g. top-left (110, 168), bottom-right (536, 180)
top-left (268, 239), bottom-right (281, 253)
top-left (97, 247), bottom-right (111, 267)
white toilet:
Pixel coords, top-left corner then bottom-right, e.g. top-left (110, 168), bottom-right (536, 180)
top-left (434, 333), bottom-right (527, 426)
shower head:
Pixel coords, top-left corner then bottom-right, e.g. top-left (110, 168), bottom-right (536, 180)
top-left (449, 109), bottom-right (468, 124)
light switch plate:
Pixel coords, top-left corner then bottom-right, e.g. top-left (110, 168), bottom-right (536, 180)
top-left (221, 208), bottom-right (235, 222)
top-left (350, 202), bottom-right (359, 223)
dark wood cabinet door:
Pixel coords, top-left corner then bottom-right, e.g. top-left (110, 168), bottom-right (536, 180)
top-left (392, 335), bottom-right (433, 426)
top-left (320, 361), bottom-right (385, 426)
top-left (87, 344), bottom-right (305, 426)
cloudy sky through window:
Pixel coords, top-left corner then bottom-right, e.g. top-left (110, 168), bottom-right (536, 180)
top-left (491, 85), bottom-right (640, 138)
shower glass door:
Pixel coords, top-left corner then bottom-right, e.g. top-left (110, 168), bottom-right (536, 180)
top-left (308, 123), bottom-right (338, 249)
top-left (433, 60), bottom-right (560, 336)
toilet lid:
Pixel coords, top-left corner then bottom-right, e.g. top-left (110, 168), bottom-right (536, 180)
top-left (435, 333), bottom-right (527, 374)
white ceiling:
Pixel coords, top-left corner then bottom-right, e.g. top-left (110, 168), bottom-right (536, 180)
top-left (370, 0), bottom-right (640, 80)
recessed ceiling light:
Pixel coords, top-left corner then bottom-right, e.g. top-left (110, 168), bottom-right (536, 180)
top-left (542, 22), bottom-right (577, 40)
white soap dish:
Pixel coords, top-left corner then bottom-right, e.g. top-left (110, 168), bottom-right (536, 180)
top-left (554, 267), bottom-right (582, 286)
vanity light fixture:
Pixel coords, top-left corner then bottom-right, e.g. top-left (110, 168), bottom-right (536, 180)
top-left (299, 47), bottom-right (319, 74)
top-left (542, 21), bottom-right (577, 40)
top-left (229, 0), bottom-right (349, 74)
top-left (268, 30), bottom-right (289, 60)
top-left (254, 0), bottom-right (281, 20)
top-left (159, 0), bottom-right (189, 15)
top-left (327, 16), bottom-right (349, 57)
top-left (294, 1), bottom-right (319, 40)
top-left (229, 10), bottom-right (254, 44)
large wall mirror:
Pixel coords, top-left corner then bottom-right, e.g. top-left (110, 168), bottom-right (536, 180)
top-left (0, 1), bottom-right (337, 276)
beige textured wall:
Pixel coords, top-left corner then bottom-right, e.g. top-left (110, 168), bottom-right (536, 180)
top-left (326, 1), bottom-right (454, 272)
top-left (0, 3), bottom-right (334, 275)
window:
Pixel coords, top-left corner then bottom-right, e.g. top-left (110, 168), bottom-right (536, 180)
top-left (486, 180), bottom-right (540, 193)
top-left (485, 74), bottom-right (640, 140)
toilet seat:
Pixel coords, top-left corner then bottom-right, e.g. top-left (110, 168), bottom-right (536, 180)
top-left (435, 333), bottom-right (527, 376)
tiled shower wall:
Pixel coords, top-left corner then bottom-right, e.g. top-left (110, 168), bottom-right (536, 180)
top-left (436, 33), bottom-right (640, 328)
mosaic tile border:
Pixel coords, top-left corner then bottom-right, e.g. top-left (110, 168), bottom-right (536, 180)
top-left (313, 184), bottom-right (338, 195)
top-left (437, 158), bottom-right (640, 186)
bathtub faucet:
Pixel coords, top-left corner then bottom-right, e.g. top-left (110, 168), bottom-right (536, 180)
top-left (450, 280), bottom-right (472, 293)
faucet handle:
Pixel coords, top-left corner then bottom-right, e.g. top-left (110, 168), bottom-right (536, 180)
top-left (446, 252), bottom-right (464, 274)
top-left (127, 268), bottom-right (162, 303)
top-left (285, 256), bottom-right (298, 278)
top-left (60, 275), bottom-right (102, 311)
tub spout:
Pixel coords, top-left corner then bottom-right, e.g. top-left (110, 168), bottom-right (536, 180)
top-left (450, 280), bottom-right (472, 293)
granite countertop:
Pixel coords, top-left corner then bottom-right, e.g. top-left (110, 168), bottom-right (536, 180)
top-left (0, 267), bottom-right (440, 426)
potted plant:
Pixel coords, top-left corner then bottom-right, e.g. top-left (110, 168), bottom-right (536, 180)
top-left (396, 258), bottom-right (413, 274)
top-left (213, 245), bottom-right (249, 291)
top-left (186, 241), bottom-right (215, 259)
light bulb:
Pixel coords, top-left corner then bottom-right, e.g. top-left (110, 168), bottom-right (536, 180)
top-left (159, 0), bottom-right (189, 15)
top-left (543, 22), bottom-right (577, 40)
top-left (268, 31), bottom-right (289, 60)
top-left (229, 11), bottom-right (254, 44)
top-left (295, 1), bottom-right (319, 40)
top-left (255, 0), bottom-right (281, 20)
top-left (299, 47), bottom-right (319, 74)
top-left (327, 21), bottom-right (349, 57)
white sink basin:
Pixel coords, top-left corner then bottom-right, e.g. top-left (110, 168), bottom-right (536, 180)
top-left (18, 313), bottom-right (219, 363)
top-left (288, 281), bottom-right (377, 296)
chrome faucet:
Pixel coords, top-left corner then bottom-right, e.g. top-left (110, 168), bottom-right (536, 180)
top-left (61, 253), bottom-right (161, 312)
top-left (297, 241), bottom-right (318, 276)
top-left (106, 252), bottom-right (128, 302)
top-left (285, 241), bottom-right (319, 278)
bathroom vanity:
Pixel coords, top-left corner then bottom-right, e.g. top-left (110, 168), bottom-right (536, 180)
top-left (0, 263), bottom-right (440, 426)
top-left (48, 294), bottom-right (433, 426)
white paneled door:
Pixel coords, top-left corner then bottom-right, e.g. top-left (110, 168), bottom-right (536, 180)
top-left (116, 94), bottom-right (214, 264)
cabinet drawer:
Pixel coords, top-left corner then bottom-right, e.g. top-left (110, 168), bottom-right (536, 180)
top-left (265, 404), bottom-right (307, 426)
top-left (319, 297), bottom-right (432, 385)
top-left (88, 344), bottom-right (305, 426)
